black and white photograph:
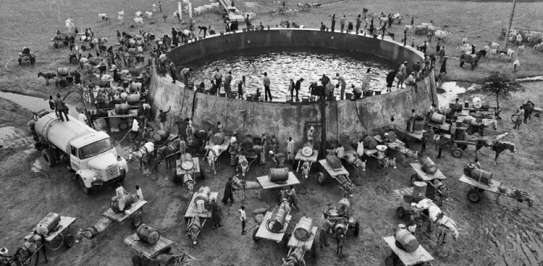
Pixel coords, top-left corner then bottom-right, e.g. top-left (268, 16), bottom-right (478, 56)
top-left (0, 0), bottom-right (542, 265)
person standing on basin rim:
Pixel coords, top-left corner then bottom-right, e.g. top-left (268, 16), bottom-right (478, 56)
top-left (213, 68), bottom-right (222, 96)
top-left (339, 15), bottom-right (346, 33)
top-left (335, 73), bottom-right (346, 100)
top-left (295, 78), bottom-right (303, 102)
top-left (289, 79), bottom-right (295, 102)
top-left (263, 72), bottom-right (272, 102)
top-left (224, 71), bottom-right (233, 97)
top-left (355, 14), bottom-right (361, 34)
top-left (330, 14), bottom-right (336, 32)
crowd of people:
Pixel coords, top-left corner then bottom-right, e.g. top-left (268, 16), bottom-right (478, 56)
top-left (148, 11), bottom-right (445, 103)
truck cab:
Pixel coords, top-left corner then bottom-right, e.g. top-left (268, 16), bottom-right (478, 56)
top-left (31, 110), bottom-right (127, 194)
top-left (68, 131), bottom-right (127, 193)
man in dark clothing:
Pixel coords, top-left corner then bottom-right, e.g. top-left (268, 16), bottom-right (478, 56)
top-left (320, 22), bottom-right (326, 31)
top-left (169, 63), bottom-right (177, 83)
top-left (289, 79), bottom-right (295, 102)
top-left (355, 14), bottom-right (361, 34)
top-left (48, 96), bottom-right (56, 110)
top-left (347, 21), bottom-right (353, 33)
top-left (222, 177), bottom-right (234, 204)
top-left (224, 71), bottom-right (233, 96)
top-left (54, 94), bottom-right (69, 121)
top-left (331, 14), bottom-right (336, 32)
top-left (245, 14), bottom-right (252, 30)
top-left (263, 72), bottom-right (272, 102)
top-left (158, 106), bottom-right (171, 131)
top-left (294, 78), bottom-right (303, 102)
top-left (386, 70), bottom-right (396, 92)
top-left (436, 134), bottom-right (449, 159)
top-left (60, 101), bottom-right (69, 121)
top-left (172, 28), bottom-right (178, 46)
top-left (209, 200), bottom-right (222, 228)
top-left (403, 28), bottom-right (408, 46)
top-left (369, 19), bottom-right (375, 35)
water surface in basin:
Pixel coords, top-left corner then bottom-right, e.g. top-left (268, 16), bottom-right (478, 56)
top-left (189, 50), bottom-right (393, 101)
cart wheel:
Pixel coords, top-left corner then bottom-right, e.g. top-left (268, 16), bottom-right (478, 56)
top-left (316, 172), bottom-right (326, 185)
top-left (46, 233), bottom-right (64, 251)
top-left (42, 149), bottom-right (56, 167)
top-left (252, 228), bottom-right (259, 242)
top-left (353, 222), bottom-right (360, 237)
top-left (396, 206), bottom-right (406, 219)
top-left (131, 254), bottom-right (143, 266)
top-left (63, 234), bottom-right (76, 249)
top-left (410, 174), bottom-right (421, 185)
top-left (451, 148), bottom-right (463, 158)
top-left (132, 211), bottom-right (143, 229)
top-left (467, 188), bottom-right (482, 203)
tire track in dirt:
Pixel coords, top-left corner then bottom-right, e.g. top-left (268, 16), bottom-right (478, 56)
top-left (487, 204), bottom-right (543, 265)
top-left (0, 126), bottom-right (33, 150)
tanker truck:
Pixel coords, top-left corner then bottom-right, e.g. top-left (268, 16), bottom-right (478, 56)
top-left (29, 110), bottom-right (127, 193)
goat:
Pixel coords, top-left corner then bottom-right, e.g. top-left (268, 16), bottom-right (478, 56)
top-left (134, 17), bottom-right (144, 25)
top-left (117, 10), bottom-right (125, 22)
top-left (145, 11), bottom-right (153, 19)
top-left (38, 72), bottom-right (56, 85)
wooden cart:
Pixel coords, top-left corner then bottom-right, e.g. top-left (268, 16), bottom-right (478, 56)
top-left (41, 216), bottom-right (77, 251)
top-left (295, 149), bottom-right (318, 179)
top-left (253, 211), bottom-right (292, 244)
top-left (317, 159), bottom-right (353, 193)
top-left (124, 233), bottom-right (174, 259)
top-left (459, 174), bottom-right (532, 206)
top-left (409, 158), bottom-right (447, 205)
top-left (285, 225), bottom-right (319, 260)
top-left (256, 172), bottom-right (300, 190)
top-left (103, 200), bottom-right (148, 229)
top-left (409, 158), bottom-right (447, 184)
top-left (256, 172), bottom-right (300, 200)
top-left (184, 192), bottom-right (217, 245)
top-left (383, 236), bottom-right (433, 266)
top-left (174, 155), bottom-right (201, 192)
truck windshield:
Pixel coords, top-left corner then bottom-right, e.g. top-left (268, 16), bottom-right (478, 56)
top-left (79, 138), bottom-right (114, 159)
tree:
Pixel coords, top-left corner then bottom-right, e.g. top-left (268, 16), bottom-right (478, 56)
top-left (480, 71), bottom-right (521, 110)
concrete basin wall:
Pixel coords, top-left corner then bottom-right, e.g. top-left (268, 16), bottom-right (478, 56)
top-left (150, 28), bottom-right (437, 144)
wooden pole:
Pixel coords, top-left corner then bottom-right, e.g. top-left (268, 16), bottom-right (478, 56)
top-left (503, 0), bottom-right (517, 49)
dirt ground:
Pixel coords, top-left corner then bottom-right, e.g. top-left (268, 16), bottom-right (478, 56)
top-left (1, 0), bottom-right (543, 266)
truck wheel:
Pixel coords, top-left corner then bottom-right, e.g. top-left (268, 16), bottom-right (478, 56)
top-left (42, 149), bottom-right (56, 167)
top-left (467, 188), bottom-right (482, 203)
top-left (316, 172), bottom-right (326, 185)
top-left (78, 176), bottom-right (90, 194)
